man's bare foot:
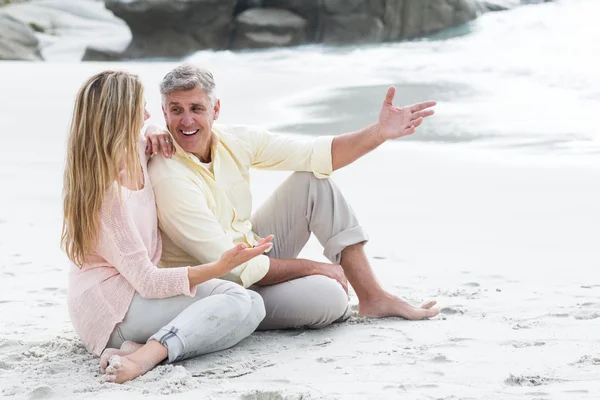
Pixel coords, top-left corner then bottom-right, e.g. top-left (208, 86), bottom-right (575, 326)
top-left (100, 341), bottom-right (143, 373)
top-left (104, 355), bottom-right (143, 384)
top-left (358, 293), bottom-right (440, 320)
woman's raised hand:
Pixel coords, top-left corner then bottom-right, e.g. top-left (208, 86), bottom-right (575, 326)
top-left (216, 235), bottom-right (274, 274)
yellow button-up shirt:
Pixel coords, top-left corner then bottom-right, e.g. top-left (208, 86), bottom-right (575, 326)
top-left (148, 124), bottom-right (334, 288)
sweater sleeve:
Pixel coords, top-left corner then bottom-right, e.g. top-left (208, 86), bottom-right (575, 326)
top-left (96, 189), bottom-right (196, 299)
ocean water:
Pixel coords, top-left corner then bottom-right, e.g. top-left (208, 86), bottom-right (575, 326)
top-left (0, 0), bottom-right (598, 346)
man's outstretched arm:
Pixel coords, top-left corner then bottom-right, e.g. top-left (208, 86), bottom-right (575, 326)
top-left (331, 86), bottom-right (436, 171)
top-left (256, 258), bottom-right (348, 293)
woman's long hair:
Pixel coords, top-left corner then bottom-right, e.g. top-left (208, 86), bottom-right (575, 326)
top-left (61, 70), bottom-right (145, 267)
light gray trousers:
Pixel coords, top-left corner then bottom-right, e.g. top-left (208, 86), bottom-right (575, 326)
top-left (105, 279), bottom-right (265, 363)
top-left (250, 172), bottom-right (369, 330)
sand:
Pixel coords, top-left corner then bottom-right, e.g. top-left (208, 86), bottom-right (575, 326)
top-left (1, 142), bottom-right (599, 399)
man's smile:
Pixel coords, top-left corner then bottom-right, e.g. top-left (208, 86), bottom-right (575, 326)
top-left (180, 129), bottom-right (199, 136)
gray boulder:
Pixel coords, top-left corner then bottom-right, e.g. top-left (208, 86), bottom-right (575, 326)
top-left (82, 47), bottom-right (122, 61)
top-left (105, 0), bottom-right (237, 58)
top-left (401, 0), bottom-right (480, 40)
top-left (0, 14), bottom-right (42, 60)
top-left (383, 0), bottom-right (404, 41)
top-left (321, 14), bottom-right (385, 44)
top-left (478, 0), bottom-right (520, 12)
top-left (1, 0), bottom-right (130, 62)
top-left (235, 0), bottom-right (263, 15)
top-left (233, 8), bottom-right (307, 49)
top-left (262, 0), bottom-right (322, 40)
top-left (323, 0), bottom-right (362, 14)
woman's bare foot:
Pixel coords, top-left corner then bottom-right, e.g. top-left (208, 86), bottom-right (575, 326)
top-left (358, 293), bottom-right (440, 320)
top-left (103, 340), bottom-right (168, 384)
top-left (100, 341), bottom-right (143, 373)
top-left (104, 355), bottom-right (143, 384)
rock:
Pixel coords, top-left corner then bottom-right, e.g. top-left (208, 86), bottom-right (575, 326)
top-left (0, 14), bottom-right (42, 60)
top-left (453, 0), bottom-right (480, 26)
top-left (105, 0), bottom-right (237, 58)
top-left (401, 0), bottom-right (479, 39)
top-left (321, 13), bottom-right (385, 44)
top-left (478, 0), bottom-right (520, 12)
top-left (426, 1), bottom-right (455, 33)
top-left (82, 46), bottom-right (122, 61)
top-left (323, 0), bottom-right (362, 14)
top-left (383, 0), bottom-right (404, 41)
top-left (262, 0), bottom-right (323, 40)
top-left (233, 8), bottom-right (307, 49)
top-left (1, 0), bottom-right (129, 61)
top-left (235, 0), bottom-right (263, 15)
top-left (366, 0), bottom-right (386, 19)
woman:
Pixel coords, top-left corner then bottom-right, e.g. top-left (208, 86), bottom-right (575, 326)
top-left (62, 70), bottom-right (273, 384)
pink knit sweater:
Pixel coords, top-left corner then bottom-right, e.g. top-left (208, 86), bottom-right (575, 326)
top-left (67, 141), bottom-right (196, 356)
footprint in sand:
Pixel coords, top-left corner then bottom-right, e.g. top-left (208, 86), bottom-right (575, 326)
top-left (316, 357), bottom-right (335, 364)
top-left (440, 307), bottom-right (466, 315)
top-left (240, 390), bottom-right (320, 400)
top-left (191, 358), bottom-right (275, 379)
top-left (505, 374), bottom-right (555, 386)
top-left (572, 354), bottom-right (600, 365)
top-left (430, 354), bottom-right (453, 364)
top-left (578, 301), bottom-right (600, 307)
top-left (572, 312), bottom-right (600, 320)
top-left (501, 340), bottom-right (545, 348)
top-left (27, 386), bottom-right (54, 400)
top-left (512, 321), bottom-right (540, 330)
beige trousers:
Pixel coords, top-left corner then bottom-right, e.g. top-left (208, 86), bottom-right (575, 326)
top-left (250, 172), bottom-right (369, 330)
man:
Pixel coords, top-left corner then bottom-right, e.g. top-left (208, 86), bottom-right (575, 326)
top-left (147, 64), bottom-right (439, 330)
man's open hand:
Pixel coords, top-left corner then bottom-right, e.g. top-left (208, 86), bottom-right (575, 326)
top-left (376, 86), bottom-right (436, 142)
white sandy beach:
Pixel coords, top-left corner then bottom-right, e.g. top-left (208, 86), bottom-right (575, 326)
top-left (1, 137), bottom-right (599, 399)
top-left (1, 2), bottom-right (600, 397)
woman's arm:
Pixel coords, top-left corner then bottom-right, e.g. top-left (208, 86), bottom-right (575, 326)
top-left (187, 237), bottom-right (274, 289)
top-left (97, 191), bottom-right (274, 297)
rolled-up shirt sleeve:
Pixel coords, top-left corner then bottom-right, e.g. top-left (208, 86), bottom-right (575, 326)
top-left (244, 127), bottom-right (334, 178)
top-left (152, 176), bottom-right (270, 288)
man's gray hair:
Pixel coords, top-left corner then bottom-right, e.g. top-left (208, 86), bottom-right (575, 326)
top-left (160, 64), bottom-right (217, 105)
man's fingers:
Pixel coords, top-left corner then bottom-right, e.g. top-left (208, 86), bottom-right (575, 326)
top-left (412, 117), bottom-right (423, 128)
top-left (384, 86), bottom-right (395, 105)
top-left (410, 100), bottom-right (437, 113)
top-left (411, 109), bottom-right (435, 121)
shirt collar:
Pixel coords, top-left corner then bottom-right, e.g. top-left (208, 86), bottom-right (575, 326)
top-left (170, 128), bottom-right (220, 165)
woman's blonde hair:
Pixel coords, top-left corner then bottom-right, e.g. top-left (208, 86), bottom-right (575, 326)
top-left (61, 70), bottom-right (145, 267)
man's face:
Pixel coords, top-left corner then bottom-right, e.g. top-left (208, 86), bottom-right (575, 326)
top-left (162, 87), bottom-right (220, 156)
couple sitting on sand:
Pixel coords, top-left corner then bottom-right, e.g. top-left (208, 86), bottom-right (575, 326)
top-left (62, 64), bottom-right (439, 383)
